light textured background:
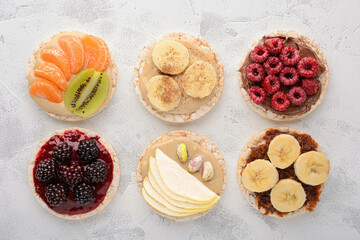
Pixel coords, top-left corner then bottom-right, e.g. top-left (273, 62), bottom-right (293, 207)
top-left (0, 0), bottom-right (359, 239)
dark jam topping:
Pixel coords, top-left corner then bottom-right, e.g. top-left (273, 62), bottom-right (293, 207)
top-left (245, 129), bottom-right (321, 217)
top-left (33, 130), bottom-right (113, 216)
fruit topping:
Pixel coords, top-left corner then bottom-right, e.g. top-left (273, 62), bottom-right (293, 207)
top-left (267, 134), bottom-right (301, 169)
top-left (74, 183), bottom-right (95, 205)
top-left (301, 78), bottom-right (319, 95)
top-left (35, 158), bottom-right (56, 182)
top-left (246, 63), bottom-right (265, 82)
top-left (266, 38), bottom-right (283, 54)
top-left (58, 35), bottom-right (85, 74)
top-left (45, 183), bottom-right (68, 207)
top-left (280, 46), bottom-right (300, 66)
top-left (64, 69), bottom-right (109, 117)
top-left (41, 48), bottom-right (71, 81)
top-left (188, 156), bottom-right (203, 173)
top-left (28, 79), bottom-right (63, 103)
top-left (271, 91), bottom-right (290, 111)
top-left (279, 67), bottom-right (299, 86)
top-left (34, 62), bottom-right (67, 91)
top-left (201, 161), bottom-right (214, 182)
top-left (263, 57), bottom-right (283, 75)
top-left (82, 35), bottom-right (110, 72)
top-left (176, 143), bottom-right (188, 163)
top-left (261, 75), bottom-right (280, 95)
top-left (287, 86), bottom-right (307, 105)
top-left (85, 160), bottom-right (108, 183)
top-left (58, 161), bottom-right (84, 186)
top-left (52, 142), bottom-right (73, 164)
top-left (297, 57), bottom-right (319, 78)
top-left (270, 179), bottom-right (306, 212)
top-left (249, 86), bottom-right (266, 105)
top-left (77, 139), bottom-right (99, 162)
top-left (250, 45), bottom-right (269, 63)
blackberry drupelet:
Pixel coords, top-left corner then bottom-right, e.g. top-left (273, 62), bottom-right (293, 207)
top-left (77, 139), bottom-right (99, 162)
top-left (85, 160), bottom-right (108, 183)
top-left (35, 158), bottom-right (56, 182)
top-left (52, 142), bottom-right (73, 164)
top-left (45, 183), bottom-right (68, 206)
top-left (74, 183), bottom-right (95, 205)
top-left (58, 161), bottom-right (84, 186)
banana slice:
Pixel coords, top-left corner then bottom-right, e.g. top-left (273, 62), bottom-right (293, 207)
top-left (146, 75), bottom-right (181, 112)
top-left (270, 179), bottom-right (306, 212)
top-left (152, 40), bottom-right (189, 75)
top-left (267, 134), bottom-right (301, 169)
top-left (294, 151), bottom-right (330, 186)
top-left (242, 159), bottom-right (279, 192)
top-left (182, 61), bottom-right (217, 99)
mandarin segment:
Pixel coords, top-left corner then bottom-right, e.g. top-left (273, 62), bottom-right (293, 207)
top-left (82, 35), bottom-right (110, 72)
top-left (34, 62), bottom-right (67, 91)
top-left (29, 79), bottom-right (63, 103)
top-left (58, 35), bottom-right (85, 74)
top-left (41, 48), bottom-right (71, 81)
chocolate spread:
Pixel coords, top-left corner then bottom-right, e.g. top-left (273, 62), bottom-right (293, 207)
top-left (240, 36), bottom-right (326, 116)
top-left (245, 129), bottom-right (322, 217)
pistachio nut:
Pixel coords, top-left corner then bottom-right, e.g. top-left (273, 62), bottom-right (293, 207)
top-left (176, 143), bottom-right (188, 163)
top-left (188, 156), bottom-right (203, 173)
top-left (201, 161), bottom-right (214, 181)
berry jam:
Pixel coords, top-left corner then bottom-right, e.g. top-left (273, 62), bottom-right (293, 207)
top-left (33, 130), bottom-right (114, 215)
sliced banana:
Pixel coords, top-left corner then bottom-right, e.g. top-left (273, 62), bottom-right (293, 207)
top-left (268, 134), bottom-right (301, 169)
top-left (294, 151), bottom-right (330, 186)
top-left (146, 75), bottom-right (181, 112)
top-left (270, 179), bottom-right (306, 213)
top-left (242, 159), bottom-right (279, 192)
top-left (182, 61), bottom-right (217, 99)
top-left (152, 39), bottom-right (189, 75)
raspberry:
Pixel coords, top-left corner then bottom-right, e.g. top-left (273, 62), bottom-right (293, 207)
top-left (261, 75), bottom-right (280, 95)
top-left (263, 57), bottom-right (283, 75)
top-left (249, 86), bottom-right (266, 105)
top-left (301, 78), bottom-right (319, 95)
top-left (280, 46), bottom-right (300, 66)
top-left (77, 139), bottom-right (99, 163)
top-left (45, 183), bottom-right (68, 207)
top-left (58, 161), bottom-right (84, 186)
top-left (297, 57), bottom-right (319, 78)
top-left (250, 45), bottom-right (269, 63)
top-left (74, 183), bottom-right (95, 205)
top-left (52, 142), bottom-right (73, 164)
top-left (85, 160), bottom-right (108, 183)
top-left (246, 63), bottom-right (265, 82)
top-left (279, 67), bottom-right (299, 86)
top-left (271, 91), bottom-right (290, 111)
top-left (35, 158), bottom-right (56, 182)
top-left (287, 87), bottom-right (307, 105)
top-left (266, 38), bottom-right (283, 54)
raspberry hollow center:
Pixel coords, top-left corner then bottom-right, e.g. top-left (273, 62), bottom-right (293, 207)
top-left (285, 73), bottom-right (293, 79)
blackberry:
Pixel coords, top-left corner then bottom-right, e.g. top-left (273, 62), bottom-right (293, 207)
top-left (45, 183), bottom-right (68, 206)
top-left (77, 139), bottom-right (99, 163)
top-left (85, 160), bottom-right (108, 183)
top-left (52, 142), bottom-right (73, 164)
top-left (74, 183), bottom-right (95, 205)
top-left (58, 161), bottom-right (84, 186)
top-left (35, 158), bottom-right (56, 182)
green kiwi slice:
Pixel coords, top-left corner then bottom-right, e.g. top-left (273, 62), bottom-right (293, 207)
top-left (64, 69), bottom-right (109, 117)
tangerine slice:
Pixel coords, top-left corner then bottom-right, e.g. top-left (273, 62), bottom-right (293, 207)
top-left (29, 79), bottom-right (63, 103)
top-left (58, 35), bottom-right (85, 74)
top-left (82, 35), bottom-right (110, 72)
top-left (41, 48), bottom-right (71, 81)
top-left (34, 62), bottom-right (67, 91)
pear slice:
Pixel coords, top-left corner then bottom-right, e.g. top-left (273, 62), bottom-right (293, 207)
top-left (155, 149), bottom-right (219, 203)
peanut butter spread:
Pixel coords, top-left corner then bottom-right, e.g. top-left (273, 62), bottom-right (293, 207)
top-left (240, 36), bottom-right (326, 116)
top-left (139, 37), bottom-right (220, 115)
top-left (140, 136), bottom-right (224, 194)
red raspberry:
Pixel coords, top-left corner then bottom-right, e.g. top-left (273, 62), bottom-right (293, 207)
top-left (250, 45), bottom-right (269, 63)
top-left (297, 57), bottom-right (319, 78)
top-left (280, 46), bottom-right (300, 66)
top-left (287, 87), bottom-right (307, 105)
top-left (263, 57), bottom-right (283, 75)
top-left (266, 38), bottom-right (283, 54)
top-left (261, 75), bottom-right (280, 95)
top-left (301, 78), bottom-right (319, 95)
top-left (246, 63), bottom-right (265, 82)
top-left (271, 91), bottom-right (290, 111)
top-left (279, 67), bottom-right (299, 86)
top-left (249, 86), bottom-right (266, 105)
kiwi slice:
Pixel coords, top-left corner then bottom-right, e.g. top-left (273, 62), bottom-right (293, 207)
top-left (64, 69), bottom-right (109, 117)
